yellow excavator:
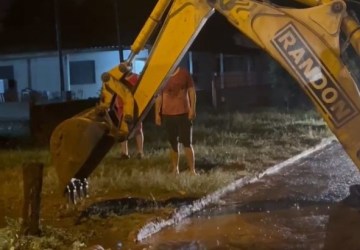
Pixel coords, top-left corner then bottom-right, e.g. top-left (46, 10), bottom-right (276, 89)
top-left (50, 0), bottom-right (360, 203)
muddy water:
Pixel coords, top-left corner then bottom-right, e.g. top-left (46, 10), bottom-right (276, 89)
top-left (138, 141), bottom-right (360, 250)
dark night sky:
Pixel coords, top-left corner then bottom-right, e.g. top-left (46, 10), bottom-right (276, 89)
top-left (0, 0), bottom-right (265, 54)
top-left (1, 0), bottom-right (360, 54)
top-left (0, 0), bottom-right (157, 53)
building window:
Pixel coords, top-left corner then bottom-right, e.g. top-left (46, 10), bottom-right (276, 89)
top-left (70, 60), bottom-right (96, 85)
top-left (0, 65), bottom-right (14, 80)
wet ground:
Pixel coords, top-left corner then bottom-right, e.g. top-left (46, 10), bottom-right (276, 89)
top-left (138, 140), bottom-right (360, 250)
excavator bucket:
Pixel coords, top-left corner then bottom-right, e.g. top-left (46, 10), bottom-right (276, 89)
top-left (50, 107), bottom-right (115, 193)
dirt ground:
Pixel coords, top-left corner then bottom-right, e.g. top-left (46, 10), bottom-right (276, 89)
top-left (0, 108), bottom-right (330, 249)
top-left (0, 163), bottom-right (201, 249)
top-left (1, 183), bottom-right (178, 249)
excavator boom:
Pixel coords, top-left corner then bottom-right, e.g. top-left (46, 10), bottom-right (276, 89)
top-left (50, 0), bottom-right (360, 199)
top-left (210, 0), bottom-right (360, 171)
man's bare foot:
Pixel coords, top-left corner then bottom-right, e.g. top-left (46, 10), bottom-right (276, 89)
top-left (172, 168), bottom-right (180, 175)
top-left (136, 152), bottom-right (144, 159)
top-left (189, 170), bottom-right (198, 176)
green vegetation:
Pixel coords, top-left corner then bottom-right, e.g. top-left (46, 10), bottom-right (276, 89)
top-left (0, 218), bottom-right (87, 250)
top-left (0, 107), bottom-right (331, 249)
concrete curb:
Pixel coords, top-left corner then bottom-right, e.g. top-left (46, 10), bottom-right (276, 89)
top-left (136, 137), bottom-right (336, 242)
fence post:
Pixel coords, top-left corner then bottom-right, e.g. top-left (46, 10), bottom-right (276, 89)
top-left (21, 162), bottom-right (44, 236)
top-left (211, 72), bottom-right (218, 109)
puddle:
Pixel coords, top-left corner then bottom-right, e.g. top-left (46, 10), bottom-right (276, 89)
top-left (137, 141), bottom-right (360, 249)
top-left (77, 197), bottom-right (198, 223)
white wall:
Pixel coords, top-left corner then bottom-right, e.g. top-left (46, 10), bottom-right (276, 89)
top-left (67, 49), bottom-right (148, 99)
top-left (30, 57), bottom-right (60, 95)
top-left (0, 48), bottom-right (149, 101)
top-left (67, 51), bottom-right (117, 99)
top-left (0, 59), bottom-right (28, 100)
top-left (123, 49), bottom-right (148, 74)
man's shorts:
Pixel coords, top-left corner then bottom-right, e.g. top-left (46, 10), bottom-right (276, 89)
top-left (162, 113), bottom-right (192, 150)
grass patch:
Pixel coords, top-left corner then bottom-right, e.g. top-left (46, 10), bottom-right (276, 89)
top-left (0, 107), bottom-right (331, 198)
top-left (0, 107), bottom-right (331, 249)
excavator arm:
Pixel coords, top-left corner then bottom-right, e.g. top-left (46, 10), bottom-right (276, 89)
top-left (211, 0), bottom-right (360, 170)
top-left (50, 0), bottom-right (360, 200)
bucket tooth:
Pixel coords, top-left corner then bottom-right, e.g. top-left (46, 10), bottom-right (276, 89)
top-left (65, 179), bottom-right (78, 205)
top-left (81, 178), bottom-right (89, 198)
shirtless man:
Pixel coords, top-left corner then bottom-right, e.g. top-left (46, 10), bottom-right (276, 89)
top-left (155, 67), bottom-right (197, 175)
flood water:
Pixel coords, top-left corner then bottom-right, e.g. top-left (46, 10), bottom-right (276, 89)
top-left (138, 141), bottom-right (360, 250)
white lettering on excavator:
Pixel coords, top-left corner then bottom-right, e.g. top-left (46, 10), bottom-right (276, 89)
top-left (271, 23), bottom-right (358, 127)
top-left (278, 31), bottom-right (296, 50)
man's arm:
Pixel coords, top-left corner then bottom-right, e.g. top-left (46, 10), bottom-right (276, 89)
top-left (155, 94), bottom-right (162, 126)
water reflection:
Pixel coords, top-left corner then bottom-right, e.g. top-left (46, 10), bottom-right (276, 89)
top-left (323, 185), bottom-right (360, 250)
top-left (139, 142), bottom-right (360, 249)
top-left (144, 205), bottom-right (327, 249)
top-left (155, 241), bottom-right (206, 250)
top-left (140, 187), bottom-right (360, 250)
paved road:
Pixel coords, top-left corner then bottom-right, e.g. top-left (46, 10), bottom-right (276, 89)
top-left (140, 140), bottom-right (360, 250)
